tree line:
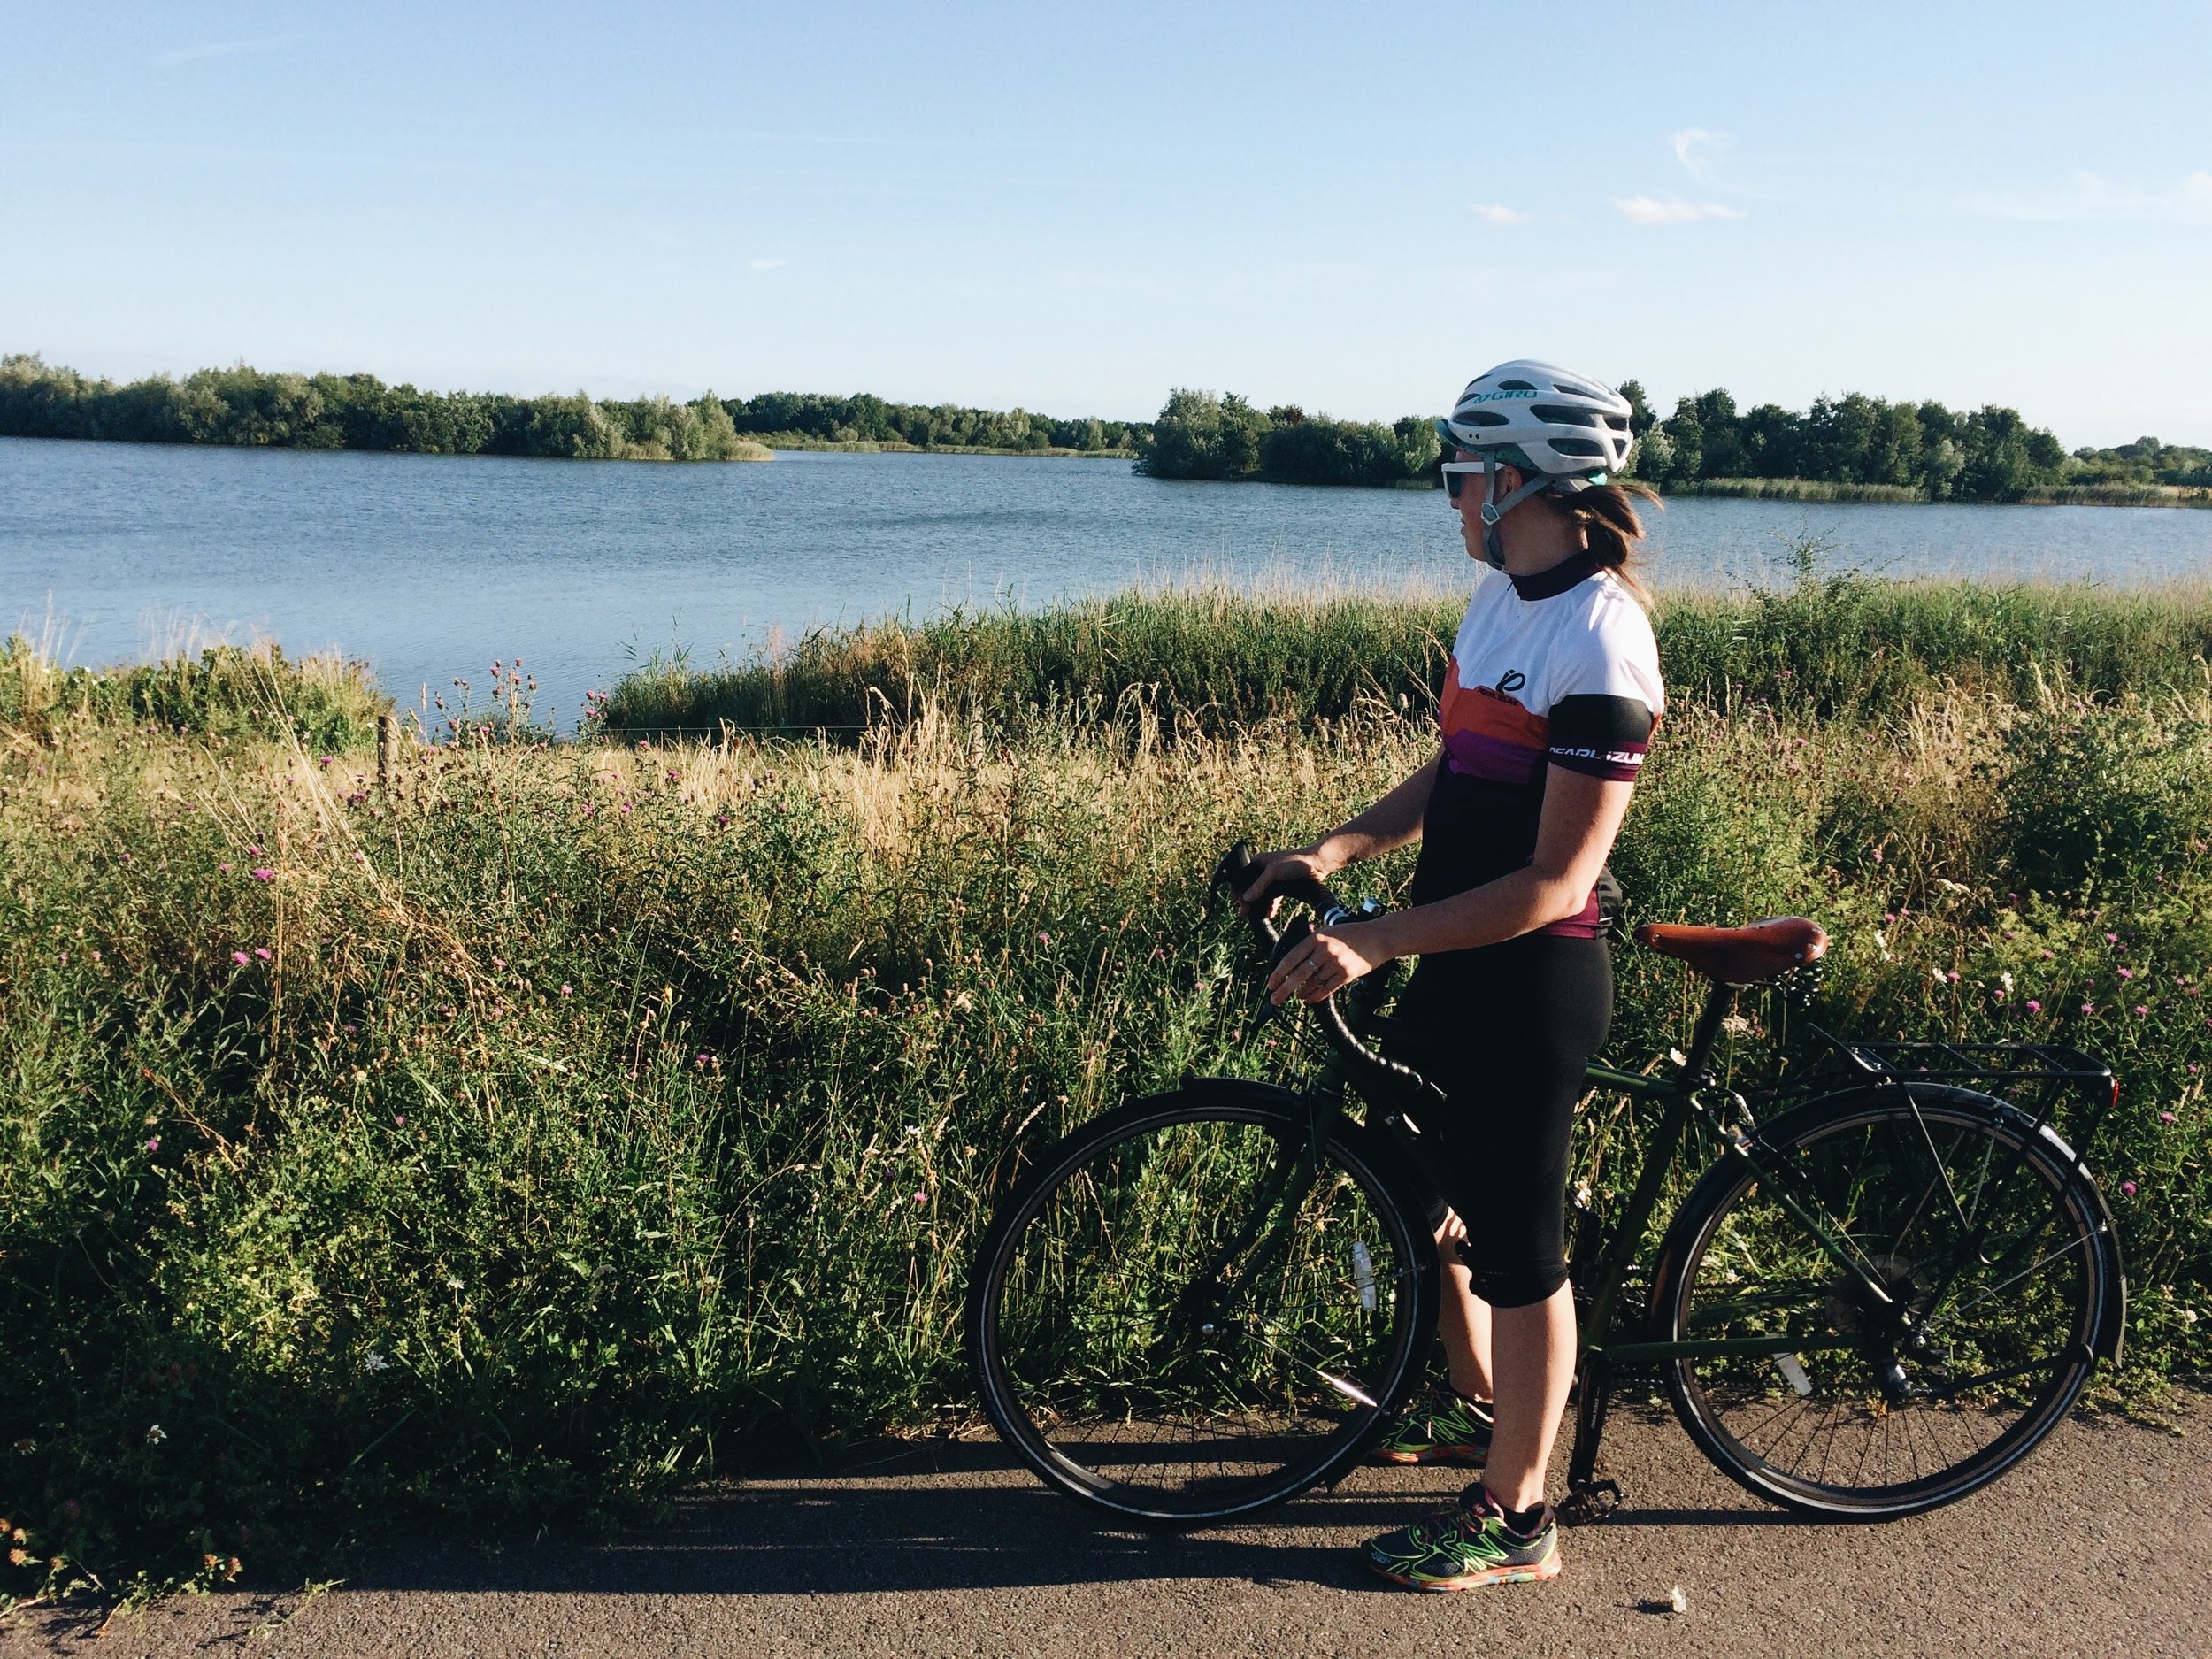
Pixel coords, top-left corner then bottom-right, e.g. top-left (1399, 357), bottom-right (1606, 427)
top-left (0, 357), bottom-right (1144, 462)
top-left (1137, 382), bottom-right (2212, 499)
top-left (6, 353), bottom-right (2205, 495)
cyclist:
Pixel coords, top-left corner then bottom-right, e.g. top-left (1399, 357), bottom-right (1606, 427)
top-left (1240, 360), bottom-right (1661, 1591)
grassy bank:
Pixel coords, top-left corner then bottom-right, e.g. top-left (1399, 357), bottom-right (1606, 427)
top-left (598, 578), bottom-right (2212, 739)
top-left (4, 586), bottom-right (2211, 1601)
top-left (749, 433), bottom-right (1134, 458)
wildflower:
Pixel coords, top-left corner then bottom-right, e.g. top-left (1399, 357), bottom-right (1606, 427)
top-left (250, 868), bottom-right (274, 881)
top-left (2000, 972), bottom-right (2015, 994)
top-left (2081, 1003), bottom-right (2095, 1016)
top-left (1871, 847), bottom-right (1883, 864)
top-left (394, 1114), bottom-right (405, 1126)
top-left (2105, 933), bottom-right (2118, 944)
top-left (232, 950), bottom-right (250, 965)
top-left (2025, 1000), bottom-right (2042, 1013)
top-left (492, 957), bottom-right (506, 971)
top-left (1039, 932), bottom-right (1052, 945)
top-left (363, 1351), bottom-right (389, 1371)
top-left (619, 802), bottom-right (631, 814)
top-left (446, 1276), bottom-right (463, 1291)
top-left (247, 843), bottom-right (264, 855)
top-left (147, 1424), bottom-right (166, 1446)
top-left (2135, 1005), bottom-right (2149, 1018)
top-left (254, 946), bottom-right (272, 961)
top-left (1946, 971), bottom-right (1960, 984)
top-left (7, 1548), bottom-right (26, 1567)
top-left (1882, 913), bottom-right (1897, 925)
top-left (145, 1136), bottom-right (159, 1153)
top-left (218, 862), bottom-right (233, 872)
top-left (2160, 1111), bottom-right (2177, 1124)
top-left (1930, 966), bottom-right (1946, 984)
top-left (911, 1190), bottom-right (927, 1204)
top-left (560, 984), bottom-right (573, 996)
top-left (2118, 968), bottom-right (2133, 980)
top-left (2121, 1181), bottom-right (2138, 1197)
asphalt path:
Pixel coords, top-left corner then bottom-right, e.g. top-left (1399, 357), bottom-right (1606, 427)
top-left (8, 1392), bottom-right (2208, 1659)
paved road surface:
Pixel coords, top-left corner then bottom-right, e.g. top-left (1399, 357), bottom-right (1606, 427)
top-left (8, 1394), bottom-right (2208, 1659)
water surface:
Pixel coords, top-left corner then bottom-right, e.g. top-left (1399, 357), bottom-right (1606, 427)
top-left (4, 437), bottom-right (2206, 729)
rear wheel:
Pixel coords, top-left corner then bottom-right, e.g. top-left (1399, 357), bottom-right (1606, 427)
top-left (966, 1083), bottom-right (1438, 1524)
top-left (1652, 1087), bottom-right (2119, 1518)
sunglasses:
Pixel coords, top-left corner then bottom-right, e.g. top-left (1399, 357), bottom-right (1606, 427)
top-left (1440, 457), bottom-right (1494, 503)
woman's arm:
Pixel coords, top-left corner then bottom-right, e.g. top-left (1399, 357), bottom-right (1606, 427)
top-left (1239, 754), bottom-right (1440, 908)
top-left (1266, 767), bottom-right (1635, 1005)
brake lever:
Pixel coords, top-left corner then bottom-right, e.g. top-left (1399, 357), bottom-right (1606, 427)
top-left (1240, 916), bottom-right (1313, 1044)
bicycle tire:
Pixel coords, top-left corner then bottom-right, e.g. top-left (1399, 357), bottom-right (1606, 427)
top-left (1649, 1085), bottom-right (2122, 1519)
top-left (966, 1079), bottom-right (1440, 1524)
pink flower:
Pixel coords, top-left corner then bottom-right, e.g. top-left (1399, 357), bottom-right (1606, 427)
top-left (911, 1190), bottom-right (927, 1204)
top-left (1945, 971), bottom-right (1960, 984)
top-left (2121, 1181), bottom-right (2138, 1197)
top-left (2080, 1003), bottom-right (2095, 1016)
top-left (2105, 933), bottom-right (2118, 944)
top-left (395, 1114), bottom-right (406, 1126)
top-left (1039, 932), bottom-right (1051, 945)
top-left (232, 951), bottom-right (250, 965)
top-left (254, 947), bottom-right (272, 961)
top-left (144, 1136), bottom-right (159, 1153)
top-left (250, 868), bottom-right (275, 882)
top-left (2134, 1004), bottom-right (2149, 1018)
top-left (2160, 1111), bottom-right (2177, 1124)
top-left (1871, 847), bottom-right (1884, 864)
top-left (560, 984), bottom-right (573, 996)
top-left (247, 843), bottom-right (264, 856)
top-left (2025, 1000), bottom-right (2042, 1013)
top-left (2118, 968), bottom-right (2133, 980)
top-left (218, 862), bottom-right (233, 872)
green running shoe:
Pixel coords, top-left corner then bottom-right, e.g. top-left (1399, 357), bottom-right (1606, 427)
top-left (1371, 1384), bottom-right (1493, 1465)
top-left (1363, 1486), bottom-right (1560, 1592)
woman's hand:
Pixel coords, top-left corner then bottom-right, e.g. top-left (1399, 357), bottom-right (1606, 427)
top-left (1237, 845), bottom-right (1337, 918)
top-left (1266, 919), bottom-right (1398, 1007)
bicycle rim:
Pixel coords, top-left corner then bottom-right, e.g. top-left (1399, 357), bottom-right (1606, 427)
top-left (968, 1088), bottom-right (1433, 1523)
top-left (1659, 1092), bottom-right (2109, 1518)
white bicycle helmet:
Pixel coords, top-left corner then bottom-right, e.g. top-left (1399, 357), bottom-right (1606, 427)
top-left (1437, 360), bottom-right (1636, 568)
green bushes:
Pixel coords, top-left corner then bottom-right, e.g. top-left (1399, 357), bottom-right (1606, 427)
top-left (0, 637), bottom-right (389, 749)
top-left (1133, 390), bottom-right (1438, 486)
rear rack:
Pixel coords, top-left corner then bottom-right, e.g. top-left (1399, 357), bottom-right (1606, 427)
top-left (1799, 1021), bottom-right (2121, 1156)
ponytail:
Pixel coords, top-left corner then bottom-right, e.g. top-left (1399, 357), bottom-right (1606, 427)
top-left (1550, 480), bottom-right (1659, 604)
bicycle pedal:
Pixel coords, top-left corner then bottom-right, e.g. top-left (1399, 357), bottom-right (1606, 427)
top-left (1558, 1478), bottom-right (1622, 1526)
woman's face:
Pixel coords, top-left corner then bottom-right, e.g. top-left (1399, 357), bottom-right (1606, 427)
top-left (1450, 452), bottom-right (1523, 563)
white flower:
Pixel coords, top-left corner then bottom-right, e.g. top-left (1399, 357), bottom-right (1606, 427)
top-left (1931, 965), bottom-right (1947, 984)
top-left (363, 1350), bottom-right (389, 1372)
top-left (445, 1277), bottom-right (464, 1291)
top-left (147, 1424), bottom-right (167, 1445)
top-left (2000, 972), bottom-right (2016, 994)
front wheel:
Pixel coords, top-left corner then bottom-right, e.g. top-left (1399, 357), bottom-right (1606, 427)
top-left (965, 1081), bottom-right (1439, 1524)
top-left (1649, 1086), bottom-right (2123, 1519)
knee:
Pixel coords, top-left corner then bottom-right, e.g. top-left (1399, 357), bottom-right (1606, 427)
top-left (1455, 1238), bottom-right (1569, 1310)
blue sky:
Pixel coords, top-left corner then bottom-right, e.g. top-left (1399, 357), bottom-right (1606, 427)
top-left (6, 2), bottom-right (2210, 446)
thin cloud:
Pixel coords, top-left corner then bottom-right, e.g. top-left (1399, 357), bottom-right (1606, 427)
top-left (748, 257), bottom-right (789, 272)
top-left (1614, 194), bottom-right (1748, 226)
top-left (1975, 168), bottom-right (2212, 224)
top-left (1471, 203), bottom-right (1532, 226)
top-left (153, 34), bottom-right (305, 66)
top-left (1671, 127), bottom-right (1734, 183)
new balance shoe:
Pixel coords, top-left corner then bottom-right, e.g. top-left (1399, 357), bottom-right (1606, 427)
top-left (1371, 1383), bottom-right (1493, 1466)
top-left (1363, 1485), bottom-right (1560, 1592)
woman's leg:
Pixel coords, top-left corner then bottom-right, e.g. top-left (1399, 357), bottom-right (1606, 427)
top-left (1433, 1211), bottom-right (1494, 1401)
top-left (1476, 1283), bottom-right (1575, 1511)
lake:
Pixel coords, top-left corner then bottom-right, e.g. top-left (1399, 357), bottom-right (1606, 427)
top-left (4, 435), bottom-right (2208, 732)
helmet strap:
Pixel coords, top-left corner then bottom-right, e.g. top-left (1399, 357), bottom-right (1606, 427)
top-left (1477, 460), bottom-right (1554, 571)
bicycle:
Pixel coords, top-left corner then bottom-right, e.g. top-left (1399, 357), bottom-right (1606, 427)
top-left (964, 845), bottom-right (2129, 1525)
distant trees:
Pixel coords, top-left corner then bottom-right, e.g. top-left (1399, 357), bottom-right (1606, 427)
top-left (1623, 386), bottom-right (2109, 501)
top-left (724, 390), bottom-right (1145, 453)
top-left (0, 355), bottom-right (773, 462)
top-left (1134, 390), bottom-right (1439, 486)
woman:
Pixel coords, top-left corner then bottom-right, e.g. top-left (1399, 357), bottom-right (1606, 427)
top-left (1240, 360), bottom-right (1662, 1591)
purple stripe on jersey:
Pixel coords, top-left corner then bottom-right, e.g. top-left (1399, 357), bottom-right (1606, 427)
top-left (1443, 729), bottom-right (1546, 785)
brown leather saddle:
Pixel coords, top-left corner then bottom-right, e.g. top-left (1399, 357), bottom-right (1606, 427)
top-left (1633, 917), bottom-right (1827, 985)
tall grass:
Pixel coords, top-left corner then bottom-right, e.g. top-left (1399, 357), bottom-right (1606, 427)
top-left (4, 587), bottom-right (2210, 1601)
top-left (600, 577), bottom-right (2212, 738)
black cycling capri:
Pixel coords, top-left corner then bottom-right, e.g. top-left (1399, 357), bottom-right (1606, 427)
top-left (1382, 931), bottom-right (1612, 1310)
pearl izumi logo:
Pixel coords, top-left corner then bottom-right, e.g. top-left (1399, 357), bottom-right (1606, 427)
top-left (1495, 670), bottom-right (1527, 695)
